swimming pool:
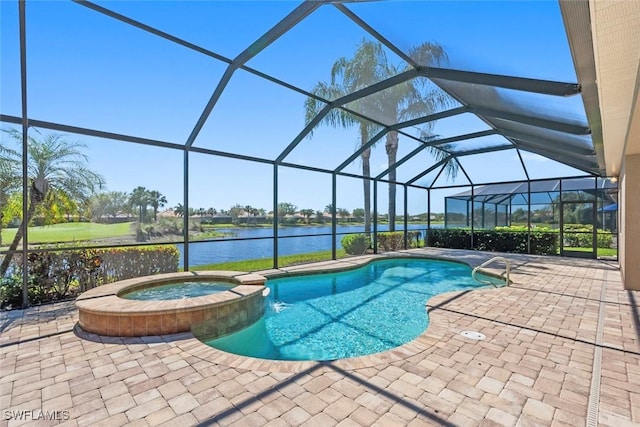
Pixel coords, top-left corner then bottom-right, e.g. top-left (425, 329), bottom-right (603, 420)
top-left (201, 258), bottom-right (504, 361)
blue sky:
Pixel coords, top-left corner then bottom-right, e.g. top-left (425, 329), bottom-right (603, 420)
top-left (0, 0), bottom-right (590, 214)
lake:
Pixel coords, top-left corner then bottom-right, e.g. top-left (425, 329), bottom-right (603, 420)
top-left (177, 224), bottom-right (440, 267)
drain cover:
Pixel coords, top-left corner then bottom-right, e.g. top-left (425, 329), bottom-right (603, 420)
top-left (461, 331), bottom-right (486, 340)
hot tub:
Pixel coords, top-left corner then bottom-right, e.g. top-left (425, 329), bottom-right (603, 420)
top-left (75, 271), bottom-right (266, 337)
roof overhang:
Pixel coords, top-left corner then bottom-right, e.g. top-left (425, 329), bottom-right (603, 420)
top-left (561, 0), bottom-right (640, 177)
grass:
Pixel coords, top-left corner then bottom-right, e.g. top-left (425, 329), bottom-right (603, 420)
top-left (597, 247), bottom-right (618, 257)
top-left (560, 246), bottom-right (618, 257)
top-left (1, 222), bottom-right (134, 245)
top-left (189, 248), bottom-right (348, 272)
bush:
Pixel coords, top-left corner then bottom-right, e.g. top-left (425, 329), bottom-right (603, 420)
top-left (0, 273), bottom-right (22, 310)
top-left (561, 224), bottom-right (613, 248)
top-left (1, 245), bottom-right (180, 308)
top-left (96, 246), bottom-right (180, 283)
top-left (428, 227), bottom-right (558, 255)
top-left (377, 231), bottom-right (421, 252)
top-left (341, 234), bottom-right (369, 255)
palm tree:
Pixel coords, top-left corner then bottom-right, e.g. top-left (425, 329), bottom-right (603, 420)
top-left (129, 186), bottom-right (151, 224)
top-left (174, 203), bottom-right (184, 217)
top-left (0, 129), bottom-right (105, 277)
top-left (307, 40), bottom-right (456, 233)
top-left (149, 190), bottom-right (167, 222)
top-left (305, 40), bottom-right (388, 236)
top-left (373, 42), bottom-right (452, 231)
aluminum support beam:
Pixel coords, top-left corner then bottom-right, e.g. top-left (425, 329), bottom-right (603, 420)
top-left (514, 143), bottom-right (599, 175)
top-left (19, 0), bottom-right (29, 308)
top-left (470, 106), bottom-right (590, 135)
top-left (423, 67), bottom-right (581, 97)
top-left (375, 129), bottom-right (498, 180)
top-left (407, 157), bottom-right (451, 186)
top-left (278, 69), bottom-right (418, 163)
top-left (500, 129), bottom-right (595, 155)
top-left (185, 1), bottom-right (323, 148)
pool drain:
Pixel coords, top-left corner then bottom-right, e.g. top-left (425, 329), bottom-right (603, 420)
top-left (461, 331), bottom-right (486, 340)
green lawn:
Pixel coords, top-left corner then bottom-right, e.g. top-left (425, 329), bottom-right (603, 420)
top-left (1, 222), bottom-right (134, 246)
top-left (189, 249), bottom-right (348, 272)
top-left (559, 246), bottom-right (618, 257)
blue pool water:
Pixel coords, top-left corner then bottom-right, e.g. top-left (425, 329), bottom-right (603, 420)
top-left (203, 258), bottom-right (504, 361)
top-left (121, 281), bottom-right (235, 300)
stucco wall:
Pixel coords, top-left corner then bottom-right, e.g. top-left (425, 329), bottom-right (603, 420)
top-left (621, 154), bottom-right (640, 290)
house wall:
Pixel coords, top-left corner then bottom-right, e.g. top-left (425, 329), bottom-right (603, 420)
top-left (620, 153), bottom-right (640, 290)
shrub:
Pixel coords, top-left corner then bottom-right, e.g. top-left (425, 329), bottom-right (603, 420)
top-left (341, 234), bottom-right (369, 255)
top-left (1, 245), bottom-right (180, 308)
top-left (561, 224), bottom-right (613, 248)
top-left (96, 246), bottom-right (180, 284)
top-left (376, 231), bottom-right (421, 252)
top-left (428, 227), bottom-right (558, 255)
top-left (0, 272), bottom-right (22, 310)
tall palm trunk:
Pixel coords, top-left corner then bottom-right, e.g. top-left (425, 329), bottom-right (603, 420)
top-left (0, 187), bottom-right (40, 277)
top-left (360, 125), bottom-right (372, 236)
top-left (362, 147), bottom-right (371, 235)
top-left (386, 131), bottom-right (399, 232)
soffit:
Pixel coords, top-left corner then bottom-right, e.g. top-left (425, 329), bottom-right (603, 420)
top-left (590, 0), bottom-right (640, 173)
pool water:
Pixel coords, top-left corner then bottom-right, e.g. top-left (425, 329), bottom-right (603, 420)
top-left (121, 281), bottom-right (236, 301)
top-left (204, 258), bottom-right (504, 361)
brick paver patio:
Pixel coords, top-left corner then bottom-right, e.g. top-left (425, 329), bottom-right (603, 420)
top-left (1, 248), bottom-right (639, 426)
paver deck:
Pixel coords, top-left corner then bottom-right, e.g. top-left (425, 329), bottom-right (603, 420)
top-left (1, 248), bottom-right (638, 426)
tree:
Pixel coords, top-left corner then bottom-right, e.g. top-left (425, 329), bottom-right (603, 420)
top-left (277, 202), bottom-right (297, 224)
top-left (299, 209), bottom-right (315, 224)
top-left (337, 208), bottom-right (350, 221)
top-left (174, 203), bottom-right (184, 217)
top-left (371, 42), bottom-right (452, 231)
top-left (352, 208), bottom-right (365, 221)
top-left (0, 140), bottom-right (21, 246)
top-left (129, 186), bottom-right (151, 224)
top-left (229, 204), bottom-right (244, 225)
top-left (0, 129), bottom-right (105, 278)
top-left (149, 190), bottom-right (167, 222)
top-left (90, 191), bottom-right (129, 223)
top-left (306, 40), bottom-right (388, 236)
top-left (324, 204), bottom-right (333, 214)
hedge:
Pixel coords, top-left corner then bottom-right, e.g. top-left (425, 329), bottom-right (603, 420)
top-left (341, 231), bottom-right (422, 255)
top-left (428, 228), bottom-right (558, 255)
top-left (1, 245), bottom-right (179, 309)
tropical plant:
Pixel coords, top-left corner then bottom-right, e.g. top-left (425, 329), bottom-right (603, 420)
top-left (0, 129), bottom-right (105, 277)
top-left (149, 190), bottom-right (167, 222)
top-left (0, 140), bottom-right (21, 246)
top-left (129, 186), bottom-right (151, 224)
top-left (370, 42), bottom-right (452, 231)
top-left (305, 41), bottom-right (389, 236)
top-left (299, 209), bottom-right (315, 224)
top-left (306, 40), bottom-right (456, 233)
top-left (174, 203), bottom-right (184, 217)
